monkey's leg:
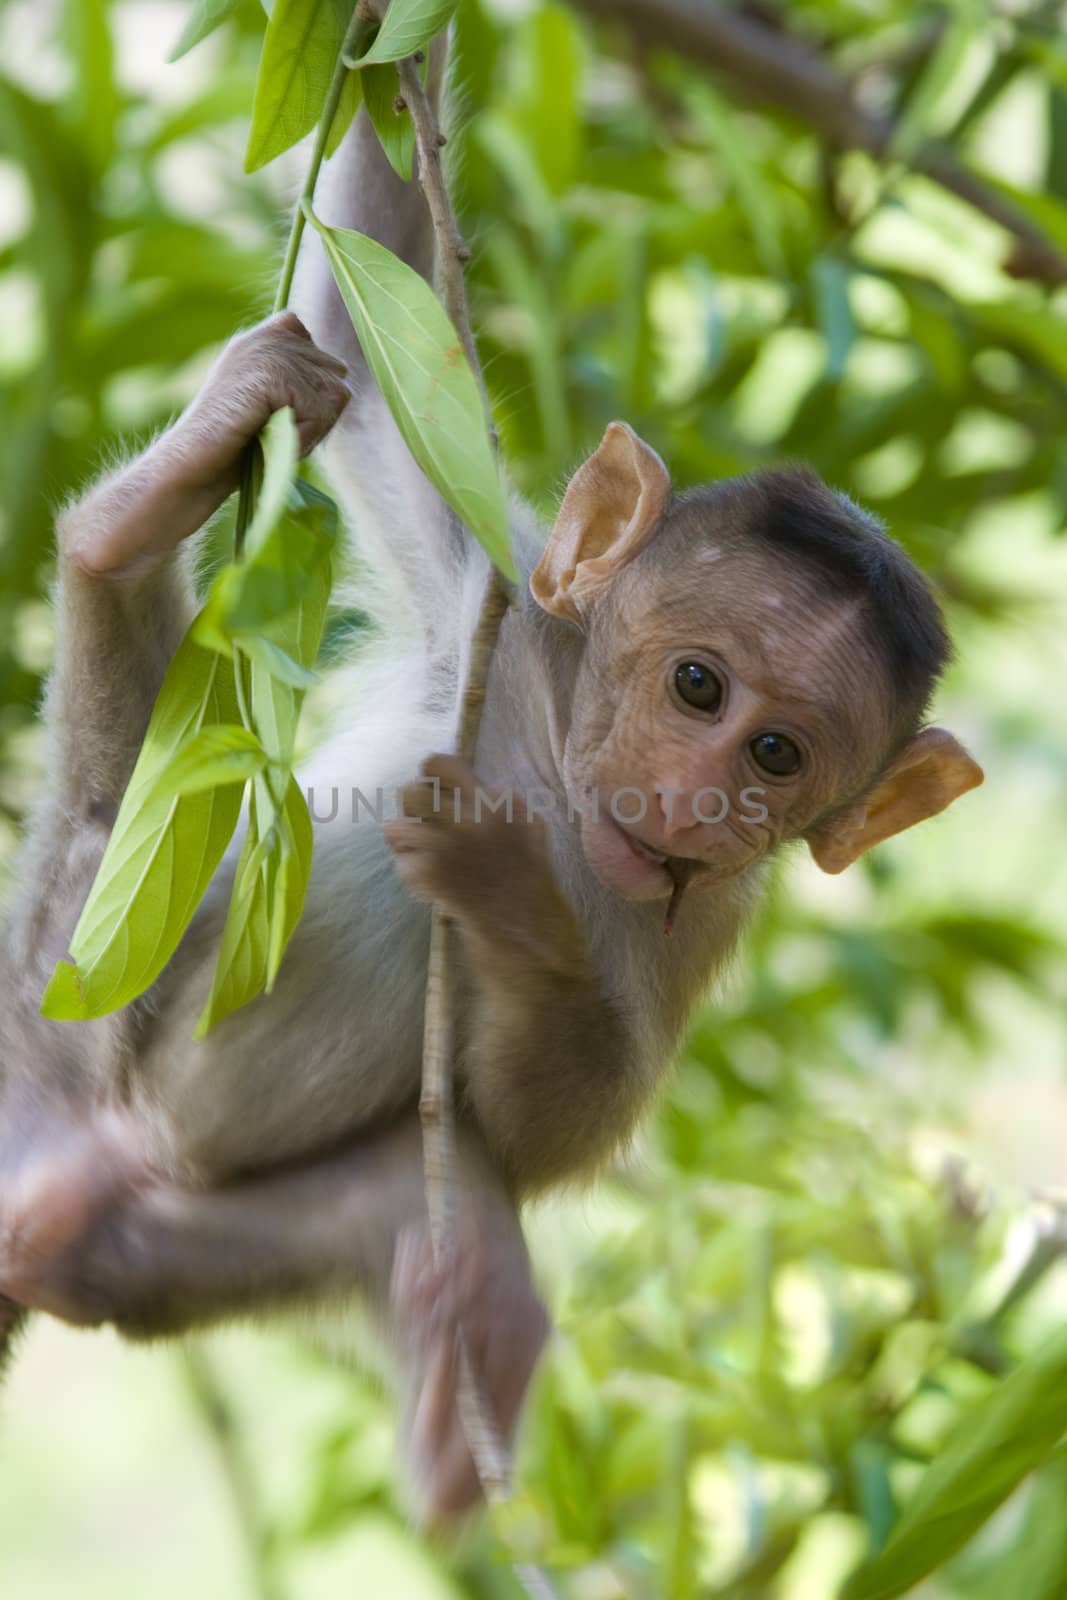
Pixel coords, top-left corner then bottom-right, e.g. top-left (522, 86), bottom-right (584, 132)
top-left (0, 1109), bottom-right (547, 1520)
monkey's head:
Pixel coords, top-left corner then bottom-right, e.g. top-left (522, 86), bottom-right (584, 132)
top-left (531, 422), bottom-right (983, 902)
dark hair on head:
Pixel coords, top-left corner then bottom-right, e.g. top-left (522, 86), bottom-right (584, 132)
top-left (733, 465), bottom-right (952, 734)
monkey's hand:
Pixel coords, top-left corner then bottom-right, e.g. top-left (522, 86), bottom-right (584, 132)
top-left (175, 310), bottom-right (351, 495)
top-left (386, 755), bottom-right (575, 969)
top-left (392, 1214), bottom-right (550, 1523)
top-left (67, 312), bottom-right (351, 578)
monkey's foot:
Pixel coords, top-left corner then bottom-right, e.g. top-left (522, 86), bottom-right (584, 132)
top-left (0, 1110), bottom-right (148, 1325)
top-left (391, 1218), bottom-right (550, 1525)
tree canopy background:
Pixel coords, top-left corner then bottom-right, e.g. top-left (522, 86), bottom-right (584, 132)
top-left (1, 1), bottom-right (1067, 1597)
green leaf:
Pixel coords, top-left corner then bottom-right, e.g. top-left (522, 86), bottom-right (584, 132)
top-left (244, 405), bottom-right (300, 561)
top-left (154, 724), bottom-right (268, 798)
top-left (812, 256), bottom-right (855, 381)
top-left (306, 213), bottom-right (513, 576)
top-left (196, 791), bottom-right (273, 1036)
top-left (363, 62), bottom-right (415, 180)
top-left (688, 83), bottom-right (786, 279)
top-left (192, 419), bottom-right (335, 651)
top-left (196, 775), bottom-right (313, 1034)
top-left (325, 69), bottom-right (364, 159)
top-left (246, 0), bottom-right (353, 172)
top-left (245, 534), bottom-right (331, 763)
top-left (190, 476), bottom-right (336, 1034)
top-left (228, 481), bottom-right (336, 636)
top-left (268, 777), bottom-right (314, 988)
top-left (892, 3), bottom-right (983, 161)
top-left (65, 0), bottom-right (118, 174)
top-left (238, 635), bottom-right (320, 689)
top-left (843, 1328), bottom-right (1067, 1600)
top-left (40, 640), bottom-right (244, 1021)
top-left (351, 0), bottom-right (457, 67)
top-left (169, 0), bottom-right (244, 61)
top-left (513, 3), bottom-right (583, 195)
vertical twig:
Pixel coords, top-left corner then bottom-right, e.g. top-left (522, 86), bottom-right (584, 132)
top-left (181, 1345), bottom-right (287, 1600)
top-left (232, 8), bottom-right (375, 564)
top-left (397, 48), bottom-right (559, 1600)
top-left (275, 11), bottom-right (375, 314)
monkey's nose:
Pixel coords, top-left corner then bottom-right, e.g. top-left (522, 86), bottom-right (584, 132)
top-left (655, 782), bottom-right (735, 853)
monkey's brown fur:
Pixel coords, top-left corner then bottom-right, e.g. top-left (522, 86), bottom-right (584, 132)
top-left (0, 95), bottom-right (981, 1520)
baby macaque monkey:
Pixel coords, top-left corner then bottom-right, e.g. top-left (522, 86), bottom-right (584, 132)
top-left (0, 97), bottom-right (982, 1520)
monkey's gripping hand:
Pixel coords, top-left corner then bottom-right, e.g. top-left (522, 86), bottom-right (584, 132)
top-left (385, 755), bottom-right (570, 965)
top-left (385, 756), bottom-right (639, 1193)
top-left (180, 310), bottom-right (351, 486)
top-left (68, 312), bottom-right (351, 579)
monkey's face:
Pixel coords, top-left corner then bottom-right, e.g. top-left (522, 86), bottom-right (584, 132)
top-left (534, 427), bottom-right (980, 898)
top-left (561, 549), bottom-right (891, 902)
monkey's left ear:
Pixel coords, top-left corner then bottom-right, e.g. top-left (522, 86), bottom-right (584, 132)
top-left (807, 727), bottom-right (984, 874)
top-left (531, 421), bottom-right (671, 624)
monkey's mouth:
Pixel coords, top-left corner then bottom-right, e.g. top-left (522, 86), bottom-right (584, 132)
top-left (581, 814), bottom-right (709, 914)
top-left (622, 832), bottom-right (712, 930)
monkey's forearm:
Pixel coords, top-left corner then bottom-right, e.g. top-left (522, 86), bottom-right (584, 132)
top-left (459, 921), bottom-right (639, 1195)
top-left (59, 427), bottom-right (236, 580)
top-left (51, 470), bottom-right (200, 819)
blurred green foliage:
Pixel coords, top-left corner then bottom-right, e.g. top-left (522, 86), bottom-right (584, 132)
top-left (2, 0), bottom-right (1067, 1596)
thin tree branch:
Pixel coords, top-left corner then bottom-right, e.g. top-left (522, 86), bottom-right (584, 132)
top-left (572, 0), bottom-right (1067, 286)
top-left (397, 55), bottom-right (494, 431)
top-left (399, 44), bottom-right (557, 1600)
top-left (181, 1345), bottom-right (287, 1600)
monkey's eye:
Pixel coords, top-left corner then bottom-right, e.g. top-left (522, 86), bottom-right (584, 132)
top-left (750, 732), bottom-right (801, 776)
top-left (674, 661), bottom-right (723, 713)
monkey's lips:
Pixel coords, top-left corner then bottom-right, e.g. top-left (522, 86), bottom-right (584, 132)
top-left (580, 816), bottom-right (683, 901)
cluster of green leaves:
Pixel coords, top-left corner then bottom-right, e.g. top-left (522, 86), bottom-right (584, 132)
top-left (42, 413), bottom-right (339, 1031)
top-left (2, 0), bottom-right (1067, 1596)
top-left (36, 0), bottom-right (508, 1032)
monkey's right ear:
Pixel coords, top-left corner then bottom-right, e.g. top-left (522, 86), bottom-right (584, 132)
top-left (531, 422), bottom-right (670, 624)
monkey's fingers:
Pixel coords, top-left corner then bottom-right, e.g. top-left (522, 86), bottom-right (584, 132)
top-left (396, 778), bottom-right (450, 824)
top-left (420, 754), bottom-right (479, 803)
top-left (383, 821), bottom-right (448, 903)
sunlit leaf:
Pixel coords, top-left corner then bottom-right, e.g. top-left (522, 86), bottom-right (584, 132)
top-left (238, 635), bottom-right (320, 689)
top-left (246, 0), bottom-right (353, 171)
top-left (350, 0), bottom-right (457, 67)
top-left (196, 774), bottom-right (313, 1033)
top-left (196, 788), bottom-right (273, 1036)
top-left (307, 212), bottom-right (513, 575)
top-left (169, 0), bottom-right (244, 61)
top-left (40, 640), bottom-right (244, 1021)
top-left (66, 0), bottom-right (118, 173)
top-left (843, 1328), bottom-right (1067, 1600)
top-left (244, 405), bottom-right (299, 559)
top-left (267, 776), bottom-right (314, 987)
top-left (892, 5), bottom-right (983, 161)
top-left (154, 723), bottom-right (268, 797)
top-left (192, 419), bottom-right (335, 650)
